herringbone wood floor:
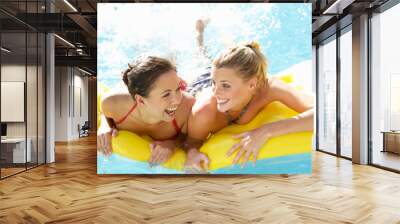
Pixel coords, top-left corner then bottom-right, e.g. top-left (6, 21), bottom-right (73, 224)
top-left (1, 135), bottom-right (400, 224)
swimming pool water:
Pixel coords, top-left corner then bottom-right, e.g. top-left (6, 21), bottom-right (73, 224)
top-left (98, 153), bottom-right (311, 174)
top-left (98, 3), bottom-right (311, 87)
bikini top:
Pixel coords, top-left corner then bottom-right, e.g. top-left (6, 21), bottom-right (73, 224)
top-left (114, 80), bottom-right (187, 137)
top-left (225, 95), bottom-right (254, 125)
top-left (114, 103), bottom-right (181, 135)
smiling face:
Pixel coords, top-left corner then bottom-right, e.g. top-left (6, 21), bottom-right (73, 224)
top-left (140, 70), bottom-right (183, 122)
top-left (211, 67), bottom-right (255, 113)
top-left (210, 42), bottom-right (268, 114)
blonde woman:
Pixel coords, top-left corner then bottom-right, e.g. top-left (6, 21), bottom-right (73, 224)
top-left (184, 40), bottom-right (314, 171)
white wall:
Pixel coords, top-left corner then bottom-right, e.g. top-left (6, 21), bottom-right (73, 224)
top-left (1, 63), bottom-right (46, 164)
top-left (1, 64), bottom-right (38, 138)
top-left (54, 67), bottom-right (89, 141)
top-left (72, 72), bottom-right (89, 138)
top-left (1, 65), bottom-right (26, 140)
top-left (55, 67), bottom-right (69, 141)
top-left (1, 64), bottom-right (25, 133)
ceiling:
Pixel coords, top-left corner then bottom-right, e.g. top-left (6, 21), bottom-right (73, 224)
top-left (0, 0), bottom-right (393, 76)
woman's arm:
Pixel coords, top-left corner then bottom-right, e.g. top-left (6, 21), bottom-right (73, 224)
top-left (260, 109), bottom-right (313, 139)
top-left (149, 102), bottom-right (209, 169)
top-left (97, 95), bottom-right (120, 156)
top-left (182, 100), bottom-right (215, 171)
top-left (185, 101), bottom-right (216, 150)
top-left (227, 79), bottom-right (314, 167)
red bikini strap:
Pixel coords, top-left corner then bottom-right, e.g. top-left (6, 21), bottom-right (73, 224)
top-left (115, 103), bottom-right (137, 125)
top-left (172, 118), bottom-right (181, 134)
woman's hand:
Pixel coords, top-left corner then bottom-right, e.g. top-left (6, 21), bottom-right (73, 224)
top-left (184, 148), bottom-right (210, 173)
top-left (149, 140), bottom-right (176, 166)
top-left (227, 125), bottom-right (272, 168)
top-left (97, 126), bottom-right (118, 157)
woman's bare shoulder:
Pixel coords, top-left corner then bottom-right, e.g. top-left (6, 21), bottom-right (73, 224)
top-left (267, 77), bottom-right (313, 112)
top-left (269, 76), bottom-right (287, 88)
top-left (176, 92), bottom-right (196, 120)
top-left (192, 92), bottom-right (217, 118)
top-left (267, 77), bottom-right (294, 97)
top-left (100, 91), bottom-right (134, 117)
top-left (182, 92), bottom-right (196, 108)
top-left (188, 92), bottom-right (217, 128)
top-left (188, 94), bottom-right (218, 140)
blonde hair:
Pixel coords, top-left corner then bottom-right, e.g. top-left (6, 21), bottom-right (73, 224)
top-left (212, 41), bottom-right (268, 88)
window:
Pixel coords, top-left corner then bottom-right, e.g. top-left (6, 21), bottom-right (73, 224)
top-left (370, 2), bottom-right (400, 171)
top-left (339, 28), bottom-right (352, 158)
top-left (317, 36), bottom-right (337, 154)
top-left (0, 1), bottom-right (47, 179)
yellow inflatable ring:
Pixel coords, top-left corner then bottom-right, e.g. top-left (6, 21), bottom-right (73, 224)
top-left (198, 101), bottom-right (312, 170)
top-left (111, 102), bottom-right (312, 171)
top-left (98, 75), bottom-right (313, 171)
